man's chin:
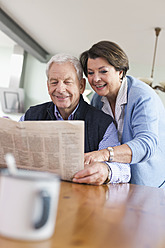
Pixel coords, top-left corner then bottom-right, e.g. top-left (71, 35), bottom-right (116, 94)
top-left (54, 98), bottom-right (69, 104)
top-left (56, 104), bottom-right (69, 108)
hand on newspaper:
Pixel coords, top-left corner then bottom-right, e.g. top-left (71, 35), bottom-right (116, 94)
top-left (84, 149), bottom-right (109, 164)
top-left (72, 161), bottom-right (109, 186)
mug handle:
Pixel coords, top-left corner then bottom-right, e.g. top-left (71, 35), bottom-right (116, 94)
top-left (34, 190), bottom-right (51, 229)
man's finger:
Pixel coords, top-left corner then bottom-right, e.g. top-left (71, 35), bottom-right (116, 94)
top-left (73, 166), bottom-right (98, 179)
top-left (72, 172), bottom-right (102, 185)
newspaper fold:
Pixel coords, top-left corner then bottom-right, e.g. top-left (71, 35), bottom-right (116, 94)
top-left (0, 118), bottom-right (84, 181)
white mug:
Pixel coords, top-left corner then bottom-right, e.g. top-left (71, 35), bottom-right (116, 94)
top-left (0, 169), bottom-right (60, 241)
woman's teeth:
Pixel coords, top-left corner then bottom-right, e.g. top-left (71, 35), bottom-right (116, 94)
top-left (96, 84), bottom-right (106, 88)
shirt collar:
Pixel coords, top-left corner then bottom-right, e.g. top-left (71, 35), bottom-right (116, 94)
top-left (54, 104), bottom-right (79, 120)
top-left (101, 76), bottom-right (127, 121)
top-left (116, 76), bottom-right (127, 106)
top-left (101, 76), bottom-right (127, 107)
top-left (101, 77), bottom-right (127, 142)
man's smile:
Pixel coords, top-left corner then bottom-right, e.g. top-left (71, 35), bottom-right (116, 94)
top-left (54, 95), bottom-right (70, 100)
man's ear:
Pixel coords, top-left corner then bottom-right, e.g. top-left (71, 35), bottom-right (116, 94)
top-left (80, 78), bottom-right (86, 94)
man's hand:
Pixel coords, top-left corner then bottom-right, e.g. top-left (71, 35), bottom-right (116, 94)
top-left (72, 161), bottom-right (110, 185)
top-left (84, 149), bottom-right (109, 164)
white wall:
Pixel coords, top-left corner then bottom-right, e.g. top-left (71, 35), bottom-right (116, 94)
top-left (0, 47), bottom-right (12, 88)
top-left (23, 53), bottom-right (50, 110)
top-left (0, 47), bottom-right (23, 120)
top-left (0, 48), bottom-right (50, 121)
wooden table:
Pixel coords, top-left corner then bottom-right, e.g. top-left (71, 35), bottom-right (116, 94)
top-left (0, 181), bottom-right (165, 248)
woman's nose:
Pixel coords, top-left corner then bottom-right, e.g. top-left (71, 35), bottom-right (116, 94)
top-left (93, 73), bottom-right (101, 82)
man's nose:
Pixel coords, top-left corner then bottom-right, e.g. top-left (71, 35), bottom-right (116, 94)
top-left (56, 82), bottom-right (66, 92)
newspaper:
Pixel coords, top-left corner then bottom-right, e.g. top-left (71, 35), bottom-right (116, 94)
top-left (0, 118), bottom-right (84, 181)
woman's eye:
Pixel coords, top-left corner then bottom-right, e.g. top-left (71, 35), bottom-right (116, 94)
top-left (100, 70), bottom-right (107, 74)
top-left (88, 71), bottom-right (94, 75)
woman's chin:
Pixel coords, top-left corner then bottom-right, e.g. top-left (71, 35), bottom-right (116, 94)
top-left (95, 88), bottom-right (107, 96)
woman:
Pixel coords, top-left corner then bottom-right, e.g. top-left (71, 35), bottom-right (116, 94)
top-left (80, 40), bottom-right (165, 188)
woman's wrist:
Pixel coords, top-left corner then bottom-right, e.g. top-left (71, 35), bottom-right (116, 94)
top-left (101, 148), bottom-right (112, 161)
top-left (106, 147), bottom-right (114, 162)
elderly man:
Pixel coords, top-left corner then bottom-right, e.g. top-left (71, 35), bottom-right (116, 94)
top-left (20, 54), bottom-right (130, 185)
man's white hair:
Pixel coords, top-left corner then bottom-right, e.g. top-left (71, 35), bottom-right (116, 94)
top-left (46, 53), bottom-right (83, 81)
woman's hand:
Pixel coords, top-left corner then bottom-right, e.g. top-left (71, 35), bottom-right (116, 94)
top-left (85, 145), bottom-right (132, 164)
top-left (84, 149), bottom-right (109, 164)
top-left (72, 161), bottom-right (110, 185)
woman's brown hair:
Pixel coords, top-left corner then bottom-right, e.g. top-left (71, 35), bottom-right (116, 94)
top-left (80, 40), bottom-right (129, 78)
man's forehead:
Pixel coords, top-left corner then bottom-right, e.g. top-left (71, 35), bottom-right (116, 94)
top-left (49, 61), bottom-right (75, 70)
top-left (49, 75), bottom-right (73, 81)
top-left (48, 62), bottom-right (78, 79)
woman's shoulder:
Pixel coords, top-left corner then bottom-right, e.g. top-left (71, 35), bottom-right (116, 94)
top-left (126, 75), bottom-right (165, 111)
top-left (127, 75), bottom-right (152, 90)
top-left (126, 75), bottom-right (158, 99)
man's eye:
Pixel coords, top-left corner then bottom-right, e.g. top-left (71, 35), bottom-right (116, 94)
top-left (50, 82), bottom-right (58, 85)
top-left (65, 81), bottom-right (71, 84)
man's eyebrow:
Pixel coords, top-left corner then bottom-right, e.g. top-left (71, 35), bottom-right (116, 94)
top-left (49, 77), bottom-right (57, 81)
top-left (49, 77), bottom-right (73, 82)
top-left (65, 77), bottom-right (73, 80)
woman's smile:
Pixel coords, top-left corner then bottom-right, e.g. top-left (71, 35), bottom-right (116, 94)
top-left (94, 83), bottom-right (107, 90)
